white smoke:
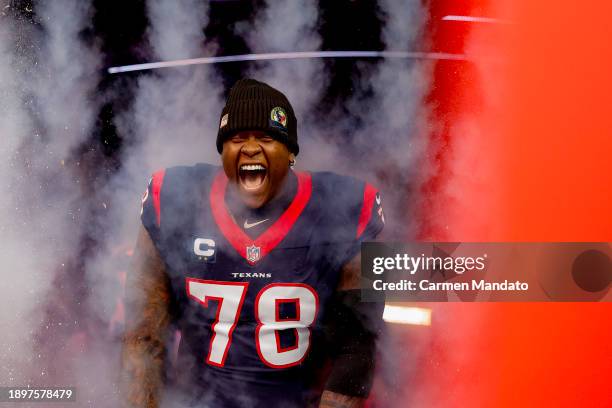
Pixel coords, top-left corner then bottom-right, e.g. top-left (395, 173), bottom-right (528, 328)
top-left (71, 1), bottom-right (225, 405)
top-left (430, 9), bottom-right (511, 240)
top-left (238, 0), bottom-right (325, 117)
top-left (237, 0), bottom-right (430, 238)
top-left (324, 1), bottom-right (431, 405)
top-left (389, 3), bottom-right (513, 407)
top-left (0, 14), bottom-right (42, 387)
top-left (0, 0), bottom-right (102, 394)
top-left (343, 0), bottom-right (430, 239)
top-left (119, 0), bottom-right (220, 169)
top-left (89, 0), bottom-right (221, 303)
top-left (31, 0), bottom-right (101, 159)
top-left (1, 0), bottom-right (436, 405)
top-left (355, 1), bottom-right (432, 405)
top-left (235, 0), bottom-right (332, 172)
top-left (82, 1), bottom-right (224, 402)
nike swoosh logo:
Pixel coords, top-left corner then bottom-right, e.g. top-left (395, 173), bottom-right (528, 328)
top-left (244, 219), bottom-right (269, 229)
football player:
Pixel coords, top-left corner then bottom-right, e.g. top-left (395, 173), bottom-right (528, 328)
top-left (121, 79), bottom-right (385, 408)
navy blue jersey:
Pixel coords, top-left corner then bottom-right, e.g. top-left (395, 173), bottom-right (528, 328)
top-left (140, 164), bottom-right (384, 407)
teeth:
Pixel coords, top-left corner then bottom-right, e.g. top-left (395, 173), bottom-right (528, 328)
top-left (240, 164), bottom-right (266, 171)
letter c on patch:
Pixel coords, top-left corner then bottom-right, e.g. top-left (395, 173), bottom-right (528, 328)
top-left (194, 238), bottom-right (216, 257)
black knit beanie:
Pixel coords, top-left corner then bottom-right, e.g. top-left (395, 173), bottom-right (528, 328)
top-left (216, 78), bottom-right (299, 155)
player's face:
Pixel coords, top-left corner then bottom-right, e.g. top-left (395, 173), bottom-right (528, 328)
top-left (222, 130), bottom-right (292, 208)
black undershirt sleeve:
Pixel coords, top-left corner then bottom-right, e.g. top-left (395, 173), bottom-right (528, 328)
top-left (323, 289), bottom-right (385, 397)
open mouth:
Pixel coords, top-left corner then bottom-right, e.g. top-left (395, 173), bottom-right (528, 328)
top-left (238, 163), bottom-right (268, 191)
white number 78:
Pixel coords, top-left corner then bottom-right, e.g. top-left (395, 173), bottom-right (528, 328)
top-left (187, 279), bottom-right (319, 368)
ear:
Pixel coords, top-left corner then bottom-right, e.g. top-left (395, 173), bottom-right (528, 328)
top-left (288, 153), bottom-right (296, 169)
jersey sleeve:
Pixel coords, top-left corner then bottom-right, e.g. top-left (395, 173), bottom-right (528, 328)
top-left (355, 184), bottom-right (385, 242)
top-left (140, 169), bottom-right (166, 244)
top-left (336, 182), bottom-right (385, 268)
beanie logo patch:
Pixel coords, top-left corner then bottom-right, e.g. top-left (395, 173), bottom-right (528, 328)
top-left (220, 113), bottom-right (229, 129)
top-left (270, 107), bottom-right (287, 129)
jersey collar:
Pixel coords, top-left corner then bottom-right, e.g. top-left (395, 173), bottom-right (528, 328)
top-left (210, 170), bottom-right (312, 265)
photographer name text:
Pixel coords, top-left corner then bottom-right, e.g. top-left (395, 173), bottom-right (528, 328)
top-left (373, 279), bottom-right (529, 291)
top-left (370, 254), bottom-right (529, 292)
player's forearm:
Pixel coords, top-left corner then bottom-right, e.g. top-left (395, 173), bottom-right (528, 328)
top-left (323, 256), bottom-right (383, 406)
top-left (120, 227), bottom-right (171, 408)
top-left (319, 391), bottom-right (365, 408)
top-left (121, 330), bottom-right (166, 407)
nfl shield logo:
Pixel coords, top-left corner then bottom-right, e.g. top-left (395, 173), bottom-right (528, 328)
top-left (246, 245), bottom-right (261, 263)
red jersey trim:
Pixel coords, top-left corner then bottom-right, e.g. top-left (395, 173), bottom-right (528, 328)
top-left (151, 169), bottom-right (166, 228)
top-left (357, 183), bottom-right (377, 238)
top-left (209, 171), bottom-right (313, 265)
